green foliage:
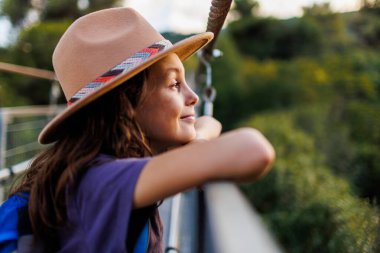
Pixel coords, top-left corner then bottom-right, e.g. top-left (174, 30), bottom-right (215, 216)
top-left (345, 101), bottom-right (380, 144)
top-left (228, 17), bottom-right (325, 60)
top-left (291, 104), bottom-right (355, 177)
top-left (228, 17), bottom-right (280, 59)
top-left (43, 0), bottom-right (82, 20)
top-left (351, 143), bottom-right (380, 204)
top-left (322, 52), bottom-right (380, 101)
top-left (281, 100), bottom-right (380, 209)
top-left (242, 57), bottom-right (331, 111)
top-left (228, 2), bottom-right (356, 60)
top-left (350, 12), bottom-right (380, 47)
top-left (0, 0), bottom-right (31, 26)
top-left (12, 21), bottom-right (71, 69)
top-left (1, 0), bottom-right (122, 25)
top-left (87, 0), bottom-right (123, 12)
top-left (2, 21), bottom-right (70, 104)
top-left (361, 0), bottom-right (380, 15)
top-left (240, 112), bottom-right (379, 253)
top-left (232, 0), bottom-right (260, 18)
top-left (338, 101), bottom-right (380, 203)
top-left (303, 2), bottom-right (334, 16)
top-left (0, 78), bottom-right (28, 106)
top-left (212, 32), bottom-right (246, 130)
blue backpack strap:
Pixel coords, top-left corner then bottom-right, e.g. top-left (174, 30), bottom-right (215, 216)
top-left (133, 221), bottom-right (149, 253)
top-left (0, 193), bottom-right (29, 253)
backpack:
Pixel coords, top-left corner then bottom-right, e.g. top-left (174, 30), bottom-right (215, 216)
top-left (0, 193), bottom-right (31, 253)
top-left (0, 193), bottom-right (149, 253)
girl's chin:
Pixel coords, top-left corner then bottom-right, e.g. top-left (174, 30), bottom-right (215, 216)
top-left (172, 135), bottom-right (197, 146)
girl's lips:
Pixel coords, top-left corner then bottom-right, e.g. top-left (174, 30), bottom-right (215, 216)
top-left (180, 115), bottom-right (195, 122)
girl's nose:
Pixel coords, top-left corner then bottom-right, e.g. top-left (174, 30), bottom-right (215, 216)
top-left (185, 84), bottom-right (199, 106)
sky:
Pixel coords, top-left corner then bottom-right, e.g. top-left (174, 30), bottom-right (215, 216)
top-left (124, 0), bottom-right (362, 33)
top-left (0, 0), bottom-right (363, 47)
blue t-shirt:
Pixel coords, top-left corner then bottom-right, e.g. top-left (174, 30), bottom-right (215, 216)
top-left (57, 155), bottom-right (162, 253)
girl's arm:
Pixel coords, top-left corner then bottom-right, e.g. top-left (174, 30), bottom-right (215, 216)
top-left (133, 118), bottom-right (275, 208)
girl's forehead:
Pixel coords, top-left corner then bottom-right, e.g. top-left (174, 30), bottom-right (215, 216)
top-left (151, 54), bottom-right (184, 74)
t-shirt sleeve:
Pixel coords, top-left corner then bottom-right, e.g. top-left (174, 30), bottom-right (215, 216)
top-left (62, 157), bottom-right (151, 253)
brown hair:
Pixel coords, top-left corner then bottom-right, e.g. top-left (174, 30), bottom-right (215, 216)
top-left (12, 71), bottom-right (151, 250)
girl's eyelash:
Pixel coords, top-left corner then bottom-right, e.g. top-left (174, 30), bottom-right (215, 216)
top-left (170, 80), bottom-right (181, 88)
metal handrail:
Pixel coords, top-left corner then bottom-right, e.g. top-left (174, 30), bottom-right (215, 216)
top-left (0, 105), bottom-right (64, 169)
top-left (203, 182), bottom-right (283, 253)
top-left (0, 105), bottom-right (63, 117)
top-left (166, 194), bottom-right (182, 253)
top-left (5, 142), bottom-right (41, 158)
top-left (0, 159), bottom-right (31, 182)
top-left (0, 159), bottom-right (31, 202)
top-left (0, 62), bottom-right (56, 80)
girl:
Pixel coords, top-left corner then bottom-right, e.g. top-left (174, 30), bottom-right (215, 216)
top-left (1, 7), bottom-right (275, 253)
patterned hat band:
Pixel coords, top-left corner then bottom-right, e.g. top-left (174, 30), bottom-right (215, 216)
top-left (68, 39), bottom-right (173, 105)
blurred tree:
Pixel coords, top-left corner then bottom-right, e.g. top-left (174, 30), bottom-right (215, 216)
top-left (232, 0), bottom-right (259, 19)
top-left (212, 32), bottom-right (247, 130)
top-left (42, 0), bottom-right (82, 20)
top-left (0, 0), bottom-right (122, 25)
top-left (236, 57), bottom-right (330, 114)
top-left (228, 17), bottom-right (282, 59)
top-left (302, 3), bottom-right (353, 53)
top-left (323, 52), bottom-right (379, 101)
top-left (345, 101), bottom-right (380, 145)
top-left (0, 0), bottom-right (31, 26)
top-left (352, 143), bottom-right (380, 204)
top-left (302, 2), bottom-right (333, 16)
top-left (0, 77), bottom-right (28, 106)
top-left (343, 101), bottom-right (380, 205)
top-left (228, 12), bottom-right (324, 59)
top-left (351, 4), bottom-right (380, 48)
top-left (361, 0), bottom-right (380, 15)
top-left (273, 18), bottom-right (323, 59)
top-left (3, 21), bottom-right (71, 104)
top-left (240, 111), bottom-right (379, 253)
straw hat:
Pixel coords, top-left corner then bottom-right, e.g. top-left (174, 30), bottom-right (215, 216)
top-left (38, 7), bottom-right (213, 144)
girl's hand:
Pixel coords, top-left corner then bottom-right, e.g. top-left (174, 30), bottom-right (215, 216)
top-left (194, 116), bottom-right (222, 142)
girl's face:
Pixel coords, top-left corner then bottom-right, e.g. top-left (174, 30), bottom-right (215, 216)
top-left (135, 53), bottom-right (199, 152)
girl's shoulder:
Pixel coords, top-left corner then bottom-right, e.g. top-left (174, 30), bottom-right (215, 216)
top-left (89, 153), bottom-right (151, 172)
top-left (75, 154), bottom-right (151, 199)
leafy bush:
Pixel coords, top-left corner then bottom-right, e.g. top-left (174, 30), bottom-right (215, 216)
top-left (240, 111), bottom-right (379, 253)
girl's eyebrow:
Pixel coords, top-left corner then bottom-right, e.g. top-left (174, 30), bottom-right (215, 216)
top-left (165, 67), bottom-right (184, 75)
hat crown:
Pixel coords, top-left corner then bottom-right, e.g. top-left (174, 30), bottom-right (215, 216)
top-left (53, 7), bottom-right (164, 100)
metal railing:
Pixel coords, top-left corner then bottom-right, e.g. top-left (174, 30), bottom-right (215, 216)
top-left (159, 184), bottom-right (283, 253)
top-left (202, 183), bottom-right (283, 253)
top-left (0, 159), bottom-right (32, 202)
top-left (0, 105), bottom-right (63, 170)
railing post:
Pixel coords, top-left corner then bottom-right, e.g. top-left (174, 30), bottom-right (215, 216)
top-left (163, 189), bottom-right (200, 253)
top-left (166, 194), bottom-right (182, 253)
top-left (0, 109), bottom-right (6, 202)
top-left (0, 109), bottom-right (7, 170)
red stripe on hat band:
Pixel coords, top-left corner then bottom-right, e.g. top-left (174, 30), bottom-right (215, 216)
top-left (93, 76), bottom-right (115, 83)
top-left (142, 47), bottom-right (160, 54)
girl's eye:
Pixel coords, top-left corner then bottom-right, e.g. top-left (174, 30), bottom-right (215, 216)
top-left (170, 80), bottom-right (181, 90)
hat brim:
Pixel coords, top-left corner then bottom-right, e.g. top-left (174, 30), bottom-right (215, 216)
top-left (38, 32), bottom-right (214, 144)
